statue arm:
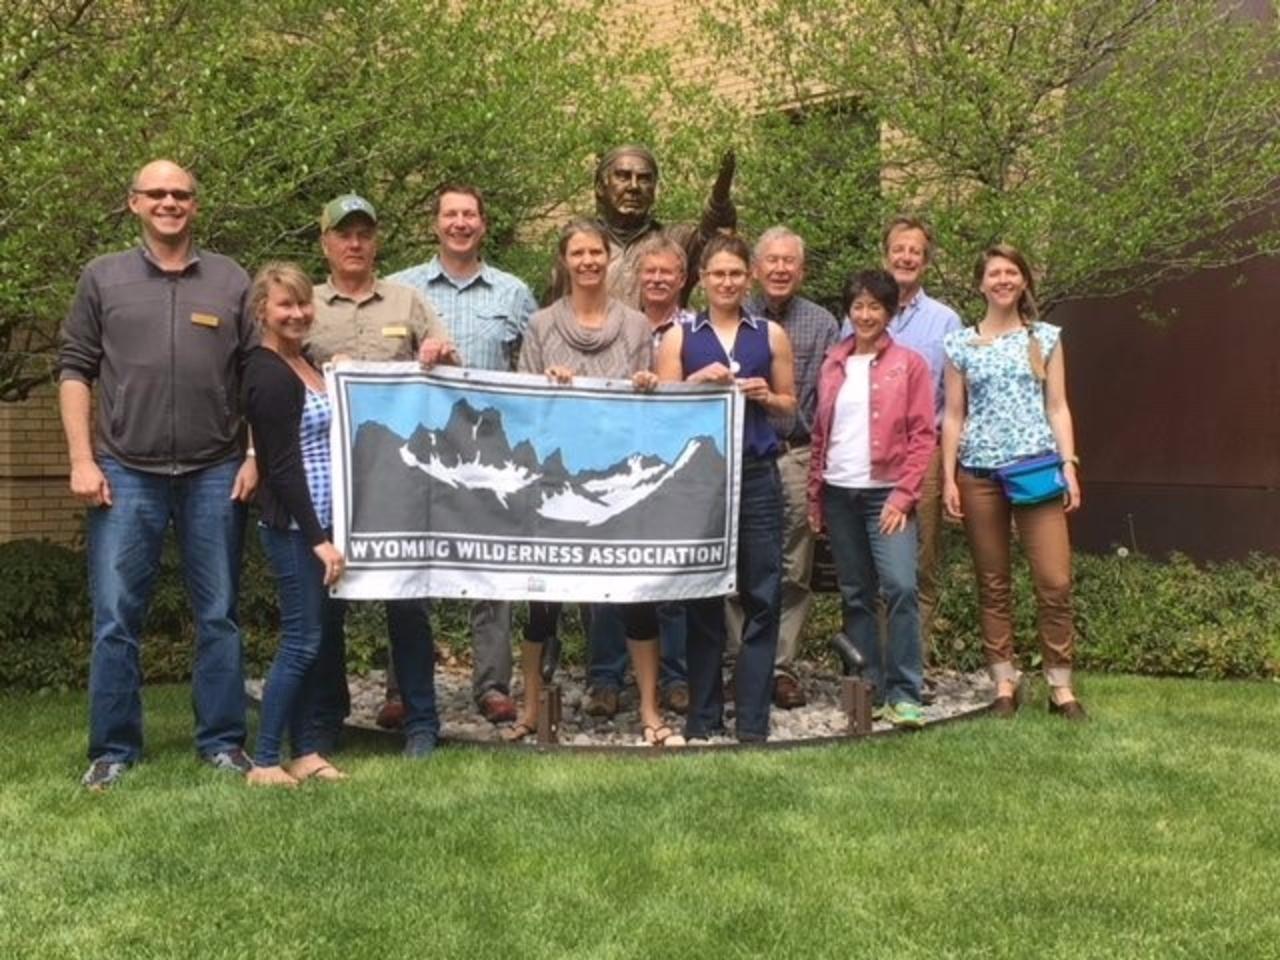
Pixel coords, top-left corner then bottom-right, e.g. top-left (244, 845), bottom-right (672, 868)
top-left (698, 148), bottom-right (737, 240)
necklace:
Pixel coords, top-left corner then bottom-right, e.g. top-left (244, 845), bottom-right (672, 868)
top-left (710, 319), bottom-right (741, 374)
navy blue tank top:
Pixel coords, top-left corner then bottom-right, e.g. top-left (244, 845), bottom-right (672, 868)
top-left (682, 311), bottom-right (779, 460)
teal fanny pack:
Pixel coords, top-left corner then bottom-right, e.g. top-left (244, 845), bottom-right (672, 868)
top-left (993, 453), bottom-right (1066, 505)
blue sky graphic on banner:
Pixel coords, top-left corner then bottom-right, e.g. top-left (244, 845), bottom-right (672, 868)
top-left (327, 363), bottom-right (742, 603)
top-left (346, 381), bottom-right (725, 473)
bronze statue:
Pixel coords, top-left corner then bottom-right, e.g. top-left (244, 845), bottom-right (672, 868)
top-left (551, 144), bottom-right (738, 305)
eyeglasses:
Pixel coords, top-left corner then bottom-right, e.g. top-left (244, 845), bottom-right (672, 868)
top-left (131, 188), bottom-right (196, 202)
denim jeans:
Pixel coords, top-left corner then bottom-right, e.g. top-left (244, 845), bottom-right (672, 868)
top-left (256, 526), bottom-right (339, 765)
top-left (685, 457), bottom-right (782, 740)
top-left (87, 457), bottom-right (246, 763)
top-left (586, 602), bottom-right (688, 691)
top-left (823, 484), bottom-right (922, 706)
top-left (309, 597), bottom-right (439, 748)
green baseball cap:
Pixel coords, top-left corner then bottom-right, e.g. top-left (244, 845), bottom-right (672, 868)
top-left (320, 194), bottom-right (377, 231)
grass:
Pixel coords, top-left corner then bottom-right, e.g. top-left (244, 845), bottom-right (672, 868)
top-left (2, 675), bottom-right (1278, 960)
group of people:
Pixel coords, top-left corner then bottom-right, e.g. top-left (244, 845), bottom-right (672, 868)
top-left (61, 148), bottom-right (1085, 792)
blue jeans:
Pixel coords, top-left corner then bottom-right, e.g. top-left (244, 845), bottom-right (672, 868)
top-left (87, 457), bottom-right (246, 763)
top-left (586, 603), bottom-right (688, 691)
top-left (309, 597), bottom-right (439, 747)
top-left (823, 484), bottom-right (922, 706)
top-left (256, 526), bottom-right (340, 765)
top-left (685, 458), bottom-right (782, 740)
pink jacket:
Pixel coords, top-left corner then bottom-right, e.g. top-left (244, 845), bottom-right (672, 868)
top-left (807, 333), bottom-right (936, 529)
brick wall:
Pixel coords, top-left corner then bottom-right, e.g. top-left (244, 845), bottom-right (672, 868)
top-left (0, 384), bottom-right (83, 545)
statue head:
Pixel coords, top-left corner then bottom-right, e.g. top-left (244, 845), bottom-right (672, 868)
top-left (594, 145), bottom-right (659, 231)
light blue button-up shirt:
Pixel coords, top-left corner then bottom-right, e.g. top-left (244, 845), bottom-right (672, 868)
top-left (842, 287), bottom-right (961, 428)
top-left (388, 255), bottom-right (537, 372)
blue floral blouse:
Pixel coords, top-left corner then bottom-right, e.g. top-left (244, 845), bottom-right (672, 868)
top-left (943, 323), bottom-right (1060, 469)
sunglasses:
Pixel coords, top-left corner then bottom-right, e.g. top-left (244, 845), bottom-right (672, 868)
top-left (131, 188), bottom-right (196, 202)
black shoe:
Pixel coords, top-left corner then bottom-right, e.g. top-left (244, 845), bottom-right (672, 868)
top-left (82, 759), bottom-right (130, 791)
top-left (403, 732), bottom-right (439, 759)
top-left (203, 747), bottom-right (253, 775)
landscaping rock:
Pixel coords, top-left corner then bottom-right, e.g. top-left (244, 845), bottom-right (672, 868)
top-left (248, 660), bottom-right (994, 748)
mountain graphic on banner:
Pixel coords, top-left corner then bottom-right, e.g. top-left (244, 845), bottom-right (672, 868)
top-left (349, 398), bottom-right (727, 539)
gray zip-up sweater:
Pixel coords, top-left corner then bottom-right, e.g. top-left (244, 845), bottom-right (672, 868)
top-left (58, 245), bottom-right (256, 474)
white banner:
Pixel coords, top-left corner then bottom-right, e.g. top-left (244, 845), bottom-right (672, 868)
top-left (327, 363), bottom-right (742, 603)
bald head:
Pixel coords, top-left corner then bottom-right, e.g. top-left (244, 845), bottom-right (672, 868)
top-left (128, 159), bottom-right (200, 254)
top-left (130, 159), bottom-right (197, 196)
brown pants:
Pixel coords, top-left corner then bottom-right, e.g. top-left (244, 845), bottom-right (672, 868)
top-left (957, 470), bottom-right (1074, 687)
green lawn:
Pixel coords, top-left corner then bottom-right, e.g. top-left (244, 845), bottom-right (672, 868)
top-left (2, 675), bottom-right (1277, 959)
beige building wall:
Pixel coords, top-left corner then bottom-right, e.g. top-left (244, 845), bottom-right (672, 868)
top-left (0, 2), bottom-right (760, 547)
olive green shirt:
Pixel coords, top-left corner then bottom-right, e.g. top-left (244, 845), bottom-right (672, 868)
top-left (308, 277), bottom-right (449, 363)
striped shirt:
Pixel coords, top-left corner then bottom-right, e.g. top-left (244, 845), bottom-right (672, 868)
top-left (388, 256), bottom-right (537, 371)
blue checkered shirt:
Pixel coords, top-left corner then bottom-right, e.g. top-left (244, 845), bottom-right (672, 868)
top-left (388, 256), bottom-right (537, 371)
top-left (746, 292), bottom-right (839, 442)
top-left (298, 388), bottom-right (332, 531)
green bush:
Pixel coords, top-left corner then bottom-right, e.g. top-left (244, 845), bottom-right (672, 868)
top-left (3, 531), bottom-right (1277, 692)
top-left (0, 532), bottom-right (489, 693)
top-left (808, 528), bottom-right (1280, 680)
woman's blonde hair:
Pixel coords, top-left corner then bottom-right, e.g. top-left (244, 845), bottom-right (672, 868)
top-left (249, 261), bottom-right (313, 322)
top-left (974, 244), bottom-right (1045, 380)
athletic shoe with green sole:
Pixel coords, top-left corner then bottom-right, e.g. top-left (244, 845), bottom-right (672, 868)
top-left (886, 701), bottom-right (925, 729)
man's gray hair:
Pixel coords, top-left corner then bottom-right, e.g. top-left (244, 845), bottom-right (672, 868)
top-left (753, 225), bottom-right (806, 265)
top-left (632, 231), bottom-right (687, 273)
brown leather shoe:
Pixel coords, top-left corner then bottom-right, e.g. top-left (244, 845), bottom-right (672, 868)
top-left (478, 689), bottom-right (517, 725)
top-left (661, 683), bottom-right (690, 715)
top-left (583, 687), bottom-right (620, 718)
top-left (772, 673), bottom-right (807, 709)
top-left (375, 698), bottom-right (407, 730)
top-left (1049, 697), bottom-right (1088, 721)
top-left (990, 694), bottom-right (1018, 718)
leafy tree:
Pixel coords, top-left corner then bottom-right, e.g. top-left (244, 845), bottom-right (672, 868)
top-left (0, 0), bottom-right (709, 401)
top-left (703, 0), bottom-right (1280, 316)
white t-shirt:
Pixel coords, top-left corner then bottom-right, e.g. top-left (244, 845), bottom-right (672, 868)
top-left (823, 354), bottom-right (895, 489)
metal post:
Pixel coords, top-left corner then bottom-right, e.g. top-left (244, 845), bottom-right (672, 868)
top-left (537, 684), bottom-right (561, 745)
top-left (842, 676), bottom-right (874, 736)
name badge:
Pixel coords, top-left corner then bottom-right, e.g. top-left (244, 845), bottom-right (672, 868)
top-left (382, 325), bottom-right (408, 338)
top-left (191, 313), bottom-right (220, 328)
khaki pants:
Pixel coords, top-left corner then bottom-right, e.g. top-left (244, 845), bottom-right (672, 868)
top-left (727, 445), bottom-right (813, 674)
top-left (957, 470), bottom-right (1074, 687)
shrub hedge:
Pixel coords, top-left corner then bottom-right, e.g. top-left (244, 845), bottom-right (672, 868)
top-left (2, 528), bottom-right (1277, 692)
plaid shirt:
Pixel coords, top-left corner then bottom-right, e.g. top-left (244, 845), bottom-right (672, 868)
top-left (389, 256), bottom-right (536, 372)
top-left (746, 292), bottom-right (839, 443)
top-left (298, 387), bottom-right (333, 531)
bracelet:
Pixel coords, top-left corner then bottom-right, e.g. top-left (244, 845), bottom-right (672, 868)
top-left (1063, 455), bottom-right (1079, 466)
top-left (245, 447), bottom-right (257, 458)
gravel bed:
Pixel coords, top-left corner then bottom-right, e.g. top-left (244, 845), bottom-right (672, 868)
top-left (248, 659), bottom-right (994, 748)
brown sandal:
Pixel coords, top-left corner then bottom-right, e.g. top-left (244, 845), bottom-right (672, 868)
top-left (642, 724), bottom-right (687, 748)
top-left (285, 758), bottom-right (347, 782)
top-left (502, 721), bottom-right (537, 743)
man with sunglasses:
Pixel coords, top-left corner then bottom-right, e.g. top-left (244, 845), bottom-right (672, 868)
top-left (58, 159), bottom-right (259, 790)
